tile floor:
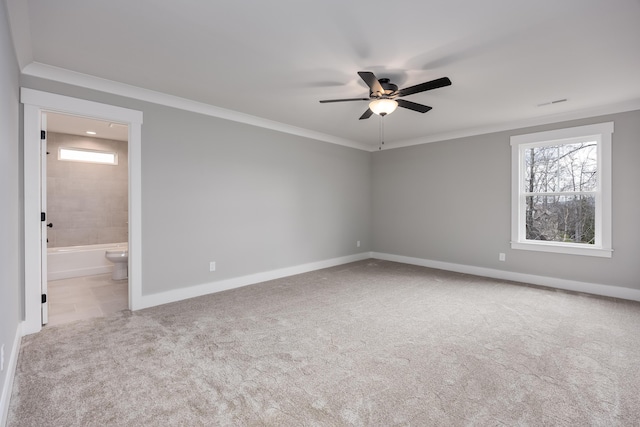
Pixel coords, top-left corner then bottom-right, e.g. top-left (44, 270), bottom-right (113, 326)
top-left (46, 274), bottom-right (128, 327)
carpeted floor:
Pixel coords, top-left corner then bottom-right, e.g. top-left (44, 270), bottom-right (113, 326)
top-left (7, 260), bottom-right (640, 426)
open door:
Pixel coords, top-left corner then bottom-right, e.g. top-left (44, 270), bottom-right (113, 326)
top-left (40, 112), bottom-right (48, 325)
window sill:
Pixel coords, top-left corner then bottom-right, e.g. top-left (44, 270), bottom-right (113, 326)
top-left (511, 241), bottom-right (612, 258)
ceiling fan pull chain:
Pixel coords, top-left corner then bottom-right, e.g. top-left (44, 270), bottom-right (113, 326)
top-left (379, 116), bottom-right (382, 150)
top-left (379, 115), bottom-right (385, 150)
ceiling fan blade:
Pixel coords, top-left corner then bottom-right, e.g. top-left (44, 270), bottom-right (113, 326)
top-left (359, 108), bottom-right (373, 120)
top-left (398, 77), bottom-right (452, 97)
top-left (357, 71), bottom-right (384, 96)
top-left (397, 99), bottom-right (433, 113)
top-left (319, 98), bottom-right (370, 103)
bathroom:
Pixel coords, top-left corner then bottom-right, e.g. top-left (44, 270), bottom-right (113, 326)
top-left (45, 112), bottom-right (129, 326)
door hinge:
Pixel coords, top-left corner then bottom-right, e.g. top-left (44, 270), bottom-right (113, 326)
top-left (41, 294), bottom-right (47, 303)
top-left (41, 130), bottom-right (46, 139)
top-left (41, 212), bottom-right (46, 221)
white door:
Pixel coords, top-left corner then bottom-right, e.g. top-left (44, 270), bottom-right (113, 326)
top-left (40, 112), bottom-right (48, 325)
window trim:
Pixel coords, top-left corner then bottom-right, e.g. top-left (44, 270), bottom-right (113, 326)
top-left (510, 122), bottom-right (613, 258)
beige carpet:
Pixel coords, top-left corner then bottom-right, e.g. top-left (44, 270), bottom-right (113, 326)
top-left (7, 260), bottom-right (640, 426)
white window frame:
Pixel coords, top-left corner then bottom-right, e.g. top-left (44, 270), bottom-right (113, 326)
top-left (510, 122), bottom-right (613, 258)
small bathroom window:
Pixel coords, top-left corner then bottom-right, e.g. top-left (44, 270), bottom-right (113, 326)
top-left (58, 147), bottom-right (118, 165)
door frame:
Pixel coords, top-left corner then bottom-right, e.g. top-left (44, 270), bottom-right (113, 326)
top-left (22, 88), bottom-right (143, 335)
top-left (40, 113), bottom-right (48, 325)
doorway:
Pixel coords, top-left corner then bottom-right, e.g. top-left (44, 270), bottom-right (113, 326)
top-left (45, 112), bottom-right (130, 326)
top-left (22, 88), bottom-right (143, 335)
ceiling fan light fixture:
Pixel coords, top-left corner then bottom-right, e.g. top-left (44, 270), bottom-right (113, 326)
top-left (369, 99), bottom-right (398, 116)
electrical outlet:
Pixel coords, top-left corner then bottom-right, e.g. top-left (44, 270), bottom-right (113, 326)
top-left (209, 261), bottom-right (216, 272)
top-left (357, 240), bottom-right (361, 248)
top-left (1, 344), bottom-right (4, 371)
top-left (499, 253), bottom-right (506, 262)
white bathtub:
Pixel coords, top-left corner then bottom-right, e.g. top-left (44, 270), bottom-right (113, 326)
top-left (48, 242), bottom-right (128, 281)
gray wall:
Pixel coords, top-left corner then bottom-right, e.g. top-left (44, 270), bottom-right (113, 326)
top-left (372, 110), bottom-right (640, 290)
top-left (0, 0), bottom-right (22, 414)
top-left (20, 76), bottom-right (372, 296)
top-left (141, 108), bottom-right (371, 294)
top-left (47, 132), bottom-right (128, 248)
top-left (17, 56), bottom-right (639, 304)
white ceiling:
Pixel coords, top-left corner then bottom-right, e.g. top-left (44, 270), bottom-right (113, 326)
top-left (7, 0), bottom-right (640, 149)
top-left (46, 113), bottom-right (128, 142)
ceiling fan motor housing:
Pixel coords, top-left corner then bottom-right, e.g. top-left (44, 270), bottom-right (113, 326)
top-left (371, 78), bottom-right (398, 98)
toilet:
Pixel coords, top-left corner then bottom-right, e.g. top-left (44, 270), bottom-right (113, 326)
top-left (105, 245), bottom-right (128, 280)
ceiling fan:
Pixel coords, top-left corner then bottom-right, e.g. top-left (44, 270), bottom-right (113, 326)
top-left (319, 71), bottom-right (452, 120)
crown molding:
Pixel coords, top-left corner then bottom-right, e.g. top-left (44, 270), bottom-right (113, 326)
top-left (21, 63), bottom-right (640, 154)
top-left (382, 98), bottom-right (640, 150)
top-left (21, 62), bottom-right (371, 152)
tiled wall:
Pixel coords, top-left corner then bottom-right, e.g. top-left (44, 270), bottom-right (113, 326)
top-left (47, 132), bottom-right (128, 248)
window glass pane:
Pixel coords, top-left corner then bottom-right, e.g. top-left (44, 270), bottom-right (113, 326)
top-left (59, 147), bottom-right (117, 165)
top-left (525, 195), bottom-right (595, 244)
top-left (524, 142), bottom-right (597, 193)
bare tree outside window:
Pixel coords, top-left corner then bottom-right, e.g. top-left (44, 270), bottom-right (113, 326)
top-left (524, 142), bottom-right (597, 244)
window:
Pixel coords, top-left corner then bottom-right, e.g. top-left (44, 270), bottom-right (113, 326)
top-left (58, 147), bottom-right (118, 165)
top-left (511, 122), bottom-right (613, 257)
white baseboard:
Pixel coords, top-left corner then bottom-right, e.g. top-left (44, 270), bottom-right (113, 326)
top-left (1, 323), bottom-right (22, 427)
top-left (139, 252), bottom-right (371, 310)
top-left (371, 252), bottom-right (640, 302)
top-left (139, 250), bottom-right (639, 310)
